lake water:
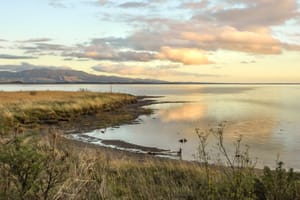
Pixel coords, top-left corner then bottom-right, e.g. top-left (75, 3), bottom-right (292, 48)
top-left (1, 84), bottom-right (300, 169)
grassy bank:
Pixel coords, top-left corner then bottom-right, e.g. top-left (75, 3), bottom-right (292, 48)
top-left (0, 134), bottom-right (299, 200)
top-left (0, 91), bottom-right (139, 134)
top-left (0, 91), bottom-right (300, 199)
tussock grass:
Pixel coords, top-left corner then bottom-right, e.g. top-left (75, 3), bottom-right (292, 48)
top-left (0, 133), bottom-right (211, 199)
top-left (0, 91), bottom-right (137, 134)
top-left (1, 133), bottom-right (299, 200)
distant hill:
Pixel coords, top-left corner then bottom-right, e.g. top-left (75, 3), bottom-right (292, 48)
top-left (0, 69), bottom-right (166, 84)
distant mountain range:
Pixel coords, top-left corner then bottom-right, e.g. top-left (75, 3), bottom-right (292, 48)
top-left (0, 69), bottom-right (166, 84)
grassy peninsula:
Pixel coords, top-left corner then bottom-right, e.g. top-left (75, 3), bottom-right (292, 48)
top-left (0, 91), bottom-right (299, 200)
top-left (0, 91), bottom-right (143, 135)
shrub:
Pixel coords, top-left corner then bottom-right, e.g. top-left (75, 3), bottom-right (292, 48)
top-left (0, 135), bottom-right (70, 199)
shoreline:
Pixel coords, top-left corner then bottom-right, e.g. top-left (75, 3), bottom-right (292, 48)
top-left (60, 95), bottom-right (185, 160)
top-left (2, 91), bottom-right (300, 199)
top-left (0, 90), bottom-right (181, 160)
top-left (1, 82), bottom-right (300, 85)
top-left (1, 90), bottom-right (294, 170)
top-left (0, 91), bottom-right (147, 134)
top-left (52, 96), bottom-right (157, 135)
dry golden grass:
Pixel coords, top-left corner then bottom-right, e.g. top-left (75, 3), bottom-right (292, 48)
top-left (0, 91), bottom-right (137, 134)
top-left (0, 91), bottom-right (130, 105)
top-left (1, 133), bottom-right (300, 200)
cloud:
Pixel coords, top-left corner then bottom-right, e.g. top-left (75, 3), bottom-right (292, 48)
top-left (126, 29), bottom-right (192, 51)
top-left (92, 63), bottom-right (219, 78)
top-left (211, 0), bottom-right (299, 28)
top-left (89, 21), bottom-right (285, 57)
top-left (82, 50), bottom-right (156, 62)
top-left (63, 57), bottom-right (73, 61)
top-left (66, 39), bottom-right (213, 65)
top-left (92, 0), bottom-right (167, 8)
top-left (0, 54), bottom-right (37, 59)
top-left (157, 47), bottom-right (213, 65)
top-left (181, 26), bottom-right (282, 54)
top-left (92, 0), bottom-right (110, 6)
top-left (63, 40), bottom-right (157, 62)
top-left (48, 0), bottom-right (68, 8)
top-left (12, 0), bottom-right (300, 66)
top-left (59, 37), bottom-right (159, 62)
top-left (20, 42), bottom-right (71, 55)
top-left (282, 43), bottom-right (300, 51)
top-left (241, 60), bottom-right (256, 64)
top-left (156, 63), bottom-right (182, 69)
top-left (0, 39), bottom-right (8, 48)
top-left (180, 0), bottom-right (210, 10)
top-left (119, 2), bottom-right (148, 8)
top-left (91, 0), bottom-right (298, 56)
top-left (19, 38), bottom-right (52, 43)
top-left (0, 62), bottom-right (70, 72)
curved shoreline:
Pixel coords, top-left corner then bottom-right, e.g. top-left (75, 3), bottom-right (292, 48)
top-left (0, 91), bottom-right (178, 159)
top-left (0, 91), bottom-right (150, 134)
top-left (61, 96), bottom-right (184, 159)
top-left (53, 96), bottom-right (156, 135)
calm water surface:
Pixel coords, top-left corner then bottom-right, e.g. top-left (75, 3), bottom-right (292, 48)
top-left (2, 84), bottom-right (300, 169)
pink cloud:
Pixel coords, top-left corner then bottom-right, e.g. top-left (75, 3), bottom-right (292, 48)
top-left (181, 26), bottom-right (282, 54)
top-left (157, 46), bottom-right (213, 65)
top-left (211, 0), bottom-right (299, 28)
top-left (92, 63), bottom-right (219, 79)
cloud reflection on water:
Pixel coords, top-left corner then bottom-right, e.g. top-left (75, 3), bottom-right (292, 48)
top-left (158, 103), bottom-right (205, 122)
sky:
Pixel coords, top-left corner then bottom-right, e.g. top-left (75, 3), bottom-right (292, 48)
top-left (0, 0), bottom-right (300, 83)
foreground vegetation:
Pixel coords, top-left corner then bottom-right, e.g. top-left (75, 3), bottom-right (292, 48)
top-left (0, 91), bottom-right (299, 199)
top-left (0, 130), bottom-right (299, 200)
top-left (0, 91), bottom-right (137, 134)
